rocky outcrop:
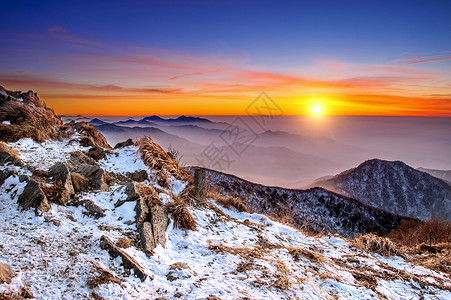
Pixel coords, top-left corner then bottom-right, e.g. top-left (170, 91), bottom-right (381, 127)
top-left (0, 263), bottom-right (15, 284)
top-left (87, 146), bottom-right (106, 161)
top-left (76, 164), bottom-right (109, 191)
top-left (114, 138), bottom-right (134, 149)
top-left (17, 176), bottom-right (51, 214)
top-left (126, 170), bottom-right (148, 182)
top-left (99, 235), bottom-right (150, 281)
top-left (49, 162), bottom-right (74, 204)
top-left (0, 86), bottom-right (62, 142)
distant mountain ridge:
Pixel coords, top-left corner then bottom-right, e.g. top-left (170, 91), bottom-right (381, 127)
top-left (418, 167), bottom-right (451, 185)
top-left (192, 167), bottom-right (409, 238)
top-left (312, 159), bottom-right (451, 221)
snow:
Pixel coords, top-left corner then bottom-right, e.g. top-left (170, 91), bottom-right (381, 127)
top-left (9, 137), bottom-right (89, 170)
top-left (2, 120), bottom-right (10, 125)
top-left (1, 138), bottom-right (450, 299)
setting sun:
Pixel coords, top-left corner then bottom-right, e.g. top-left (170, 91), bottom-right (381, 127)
top-left (312, 104), bottom-right (323, 116)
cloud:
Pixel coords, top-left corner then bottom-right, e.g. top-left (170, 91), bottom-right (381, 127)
top-left (170, 69), bottom-right (221, 80)
top-left (401, 56), bottom-right (451, 65)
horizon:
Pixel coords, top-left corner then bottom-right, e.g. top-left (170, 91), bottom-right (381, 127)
top-left (1, 0), bottom-right (451, 116)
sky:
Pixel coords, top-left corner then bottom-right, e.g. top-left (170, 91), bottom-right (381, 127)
top-left (0, 0), bottom-right (450, 116)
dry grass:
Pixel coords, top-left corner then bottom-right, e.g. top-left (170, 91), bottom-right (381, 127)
top-left (135, 183), bottom-right (162, 206)
top-left (0, 142), bottom-right (19, 160)
top-left (387, 218), bottom-right (451, 247)
top-left (0, 90), bottom-right (62, 143)
top-left (70, 172), bottom-right (88, 193)
top-left (0, 292), bottom-right (20, 300)
top-left (137, 137), bottom-right (191, 182)
top-left (207, 191), bottom-right (248, 213)
top-left (287, 246), bottom-right (324, 263)
top-left (59, 122), bottom-right (110, 149)
top-left (166, 200), bottom-right (197, 231)
top-left (352, 233), bottom-right (403, 257)
top-left (40, 181), bottom-right (65, 205)
top-left (116, 237), bottom-right (132, 249)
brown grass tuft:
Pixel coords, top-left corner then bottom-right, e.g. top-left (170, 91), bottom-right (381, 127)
top-left (287, 246), bottom-right (324, 263)
top-left (207, 191), bottom-right (248, 213)
top-left (352, 233), bottom-right (403, 257)
top-left (0, 292), bottom-right (20, 300)
top-left (0, 142), bottom-right (19, 160)
top-left (137, 137), bottom-right (191, 182)
top-left (135, 183), bottom-right (162, 206)
top-left (40, 181), bottom-right (65, 205)
top-left (0, 90), bottom-right (62, 142)
top-left (70, 172), bottom-right (88, 193)
top-left (166, 200), bottom-right (197, 231)
top-left (116, 237), bottom-right (132, 249)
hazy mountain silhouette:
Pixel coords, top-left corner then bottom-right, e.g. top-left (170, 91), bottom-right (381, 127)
top-left (311, 159), bottom-right (451, 221)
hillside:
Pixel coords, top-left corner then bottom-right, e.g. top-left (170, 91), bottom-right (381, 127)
top-left (193, 167), bottom-right (410, 238)
top-left (418, 167), bottom-right (451, 185)
top-left (312, 159), bottom-right (451, 221)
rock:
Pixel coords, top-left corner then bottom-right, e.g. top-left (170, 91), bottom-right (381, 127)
top-left (170, 262), bottom-right (190, 270)
top-left (114, 138), bottom-right (134, 149)
top-left (166, 262), bottom-right (194, 282)
top-left (192, 168), bottom-right (207, 201)
top-left (83, 200), bottom-right (106, 219)
top-left (48, 162), bottom-right (75, 204)
top-left (20, 286), bottom-right (34, 298)
top-left (79, 136), bottom-right (95, 147)
top-left (135, 196), bottom-right (149, 224)
top-left (17, 177), bottom-right (51, 214)
top-left (173, 292), bottom-right (183, 298)
top-left (126, 170), bottom-right (148, 182)
top-left (418, 243), bottom-right (443, 254)
top-left (88, 146), bottom-right (106, 160)
top-left (0, 151), bottom-right (14, 164)
top-left (124, 182), bottom-right (139, 201)
top-left (99, 235), bottom-right (151, 281)
top-left (0, 168), bottom-right (17, 186)
top-left (207, 296), bottom-right (221, 300)
top-left (76, 164), bottom-right (109, 190)
top-left (149, 204), bottom-right (168, 247)
top-left (138, 222), bottom-right (155, 254)
top-left (0, 263), bottom-right (15, 284)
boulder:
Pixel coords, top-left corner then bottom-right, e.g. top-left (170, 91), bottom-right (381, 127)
top-left (126, 170), bottom-right (148, 182)
top-left (17, 177), bottom-right (51, 214)
top-left (0, 263), bottom-right (15, 284)
top-left (149, 204), bottom-right (168, 247)
top-left (0, 168), bottom-right (17, 186)
top-left (138, 222), bottom-right (155, 255)
top-left (88, 146), bottom-right (106, 161)
top-left (76, 164), bottom-right (109, 190)
top-left (191, 168), bottom-right (207, 201)
top-left (48, 162), bottom-right (74, 204)
top-left (79, 136), bottom-right (95, 147)
top-left (99, 235), bottom-right (151, 281)
top-left (114, 138), bottom-right (134, 149)
top-left (166, 262), bottom-right (193, 282)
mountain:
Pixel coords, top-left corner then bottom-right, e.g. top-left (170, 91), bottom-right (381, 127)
top-left (112, 119), bottom-right (156, 127)
top-left (193, 167), bottom-right (409, 238)
top-left (418, 167), bottom-right (451, 185)
top-left (312, 159), bottom-right (451, 221)
top-left (142, 115), bottom-right (211, 123)
top-left (88, 118), bottom-right (109, 126)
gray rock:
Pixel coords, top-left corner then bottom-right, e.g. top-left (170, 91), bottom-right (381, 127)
top-left (126, 170), bottom-right (148, 182)
top-left (0, 168), bottom-right (17, 186)
top-left (88, 146), bottom-right (106, 160)
top-left (76, 164), bottom-right (109, 190)
top-left (135, 196), bottom-right (149, 224)
top-left (138, 222), bottom-right (155, 255)
top-left (0, 263), bottom-right (15, 284)
top-left (149, 204), bottom-right (168, 247)
top-left (17, 177), bottom-right (51, 214)
top-left (49, 162), bottom-right (74, 204)
top-left (99, 235), bottom-right (151, 281)
top-left (0, 151), bottom-right (14, 165)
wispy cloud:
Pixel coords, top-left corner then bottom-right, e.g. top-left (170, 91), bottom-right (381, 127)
top-left (401, 56), bottom-right (451, 65)
top-left (170, 69), bottom-right (221, 80)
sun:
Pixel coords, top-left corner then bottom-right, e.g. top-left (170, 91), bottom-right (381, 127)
top-left (312, 104), bottom-right (323, 116)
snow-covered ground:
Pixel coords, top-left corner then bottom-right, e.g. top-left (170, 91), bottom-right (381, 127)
top-left (1, 138), bottom-right (450, 299)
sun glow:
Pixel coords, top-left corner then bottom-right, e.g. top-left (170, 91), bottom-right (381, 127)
top-left (311, 103), bottom-right (323, 116)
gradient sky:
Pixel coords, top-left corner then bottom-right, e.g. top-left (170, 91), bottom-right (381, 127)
top-left (1, 0), bottom-right (450, 116)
